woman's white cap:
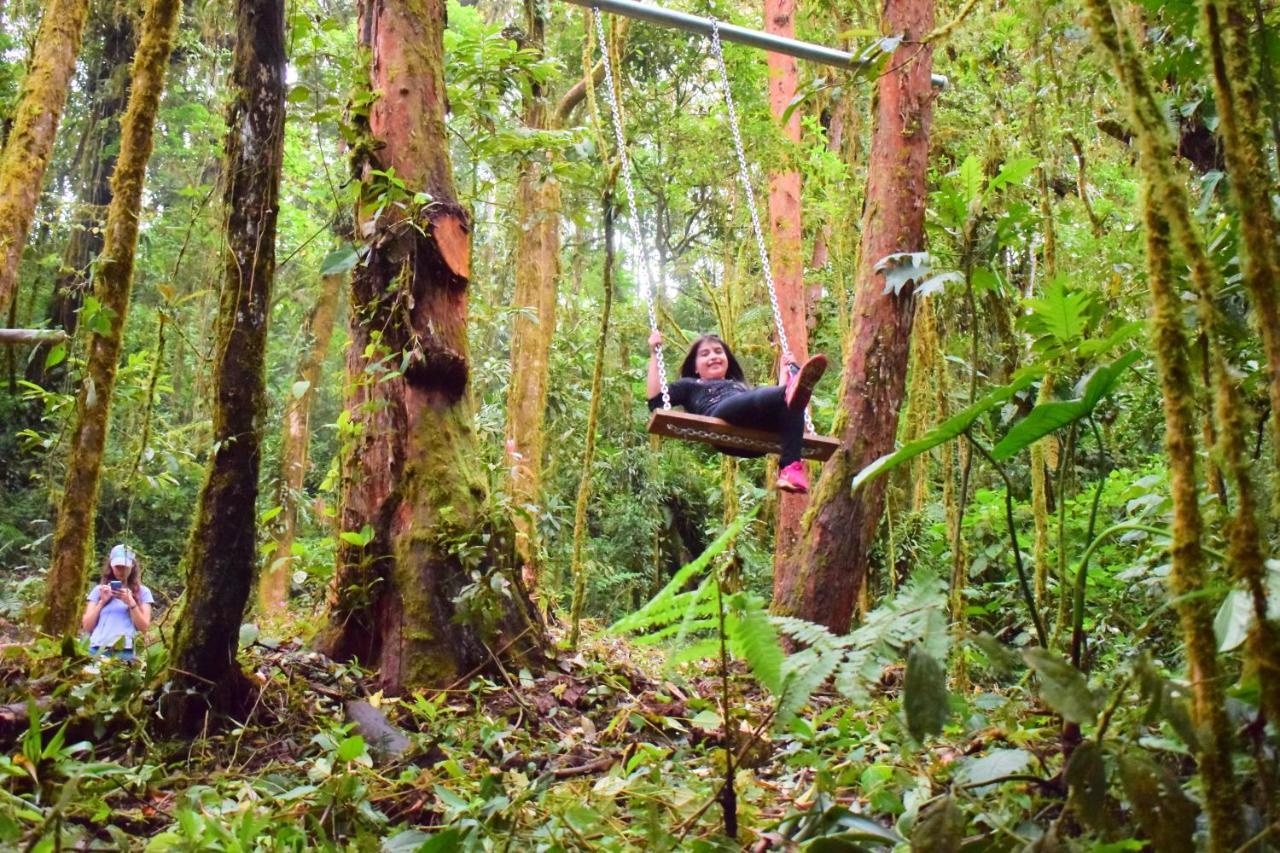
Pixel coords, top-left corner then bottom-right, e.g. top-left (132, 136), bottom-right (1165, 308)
top-left (108, 544), bottom-right (136, 568)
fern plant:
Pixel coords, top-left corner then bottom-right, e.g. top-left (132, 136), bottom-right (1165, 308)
top-left (611, 509), bottom-right (950, 729)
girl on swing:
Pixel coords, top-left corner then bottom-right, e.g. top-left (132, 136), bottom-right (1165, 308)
top-left (646, 330), bottom-right (828, 493)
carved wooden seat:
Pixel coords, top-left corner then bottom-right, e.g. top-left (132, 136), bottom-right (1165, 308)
top-left (647, 410), bottom-right (840, 461)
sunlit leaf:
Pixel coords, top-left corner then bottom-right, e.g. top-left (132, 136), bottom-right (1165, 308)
top-left (1022, 647), bottom-right (1100, 724)
top-left (904, 645), bottom-right (949, 740)
top-left (991, 351), bottom-right (1139, 460)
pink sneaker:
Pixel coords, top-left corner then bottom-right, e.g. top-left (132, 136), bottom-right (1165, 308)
top-left (777, 461), bottom-right (809, 493)
top-left (785, 354), bottom-right (828, 412)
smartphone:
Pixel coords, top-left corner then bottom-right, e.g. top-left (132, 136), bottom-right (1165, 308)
top-left (109, 580), bottom-right (123, 592)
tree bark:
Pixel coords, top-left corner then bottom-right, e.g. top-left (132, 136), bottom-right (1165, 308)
top-left (259, 271), bottom-right (343, 614)
top-left (26, 5), bottom-right (139, 386)
top-left (764, 0), bottom-right (812, 590)
top-left (166, 0), bottom-right (286, 727)
top-left (1081, 0), bottom-right (1245, 846)
top-left (569, 191), bottom-right (614, 647)
top-left (38, 0), bottom-right (183, 637)
top-left (0, 0), bottom-right (94, 315)
top-left (1202, 0), bottom-right (1280, 493)
top-left (505, 0), bottom-right (560, 591)
top-left (318, 0), bottom-right (544, 693)
top-left (772, 0), bottom-right (934, 633)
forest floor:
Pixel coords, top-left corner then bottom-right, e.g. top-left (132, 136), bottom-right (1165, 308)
top-left (0, 617), bottom-right (1075, 851)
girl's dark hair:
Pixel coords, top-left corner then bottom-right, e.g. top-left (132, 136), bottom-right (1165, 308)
top-left (99, 552), bottom-right (142, 600)
top-left (679, 334), bottom-right (746, 381)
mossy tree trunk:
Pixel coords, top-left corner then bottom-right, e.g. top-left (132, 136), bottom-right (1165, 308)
top-left (1202, 0), bottom-right (1280, 472)
top-left (569, 191), bottom-right (614, 647)
top-left (26, 3), bottom-right (139, 386)
top-left (38, 0), bottom-right (182, 637)
top-left (166, 0), bottom-right (286, 727)
top-left (0, 0), bottom-right (94, 315)
top-left (772, 0), bottom-right (934, 632)
top-left (505, 0), bottom-right (560, 591)
top-left (764, 0), bottom-right (812, 585)
top-left (504, 2), bottom-right (610, 594)
top-left (1201, 0), bottom-right (1280, 728)
top-left (259, 270), bottom-right (343, 614)
top-left (319, 0), bottom-right (544, 693)
top-left (1082, 0), bottom-right (1245, 846)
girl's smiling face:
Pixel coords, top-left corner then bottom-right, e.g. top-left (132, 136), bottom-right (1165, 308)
top-left (695, 340), bottom-right (729, 380)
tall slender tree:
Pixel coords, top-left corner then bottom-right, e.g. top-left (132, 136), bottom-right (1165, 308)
top-left (39, 0), bottom-right (183, 637)
top-left (505, 0), bottom-right (560, 592)
top-left (1201, 0), bottom-right (1280, 467)
top-left (27, 3), bottom-right (141, 385)
top-left (772, 0), bottom-right (934, 632)
top-left (319, 0), bottom-right (544, 692)
top-left (166, 0), bottom-right (287, 725)
top-left (0, 0), bottom-right (94, 315)
top-left (763, 0), bottom-right (812, 586)
top-left (259, 270), bottom-right (343, 614)
top-left (1082, 0), bottom-right (1249, 845)
top-left (504, 10), bottom-right (617, 592)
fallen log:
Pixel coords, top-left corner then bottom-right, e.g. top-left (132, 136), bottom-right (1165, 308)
top-left (0, 328), bottom-right (68, 345)
top-left (346, 699), bottom-right (412, 764)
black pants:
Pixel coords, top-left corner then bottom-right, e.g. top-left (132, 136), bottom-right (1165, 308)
top-left (707, 385), bottom-right (804, 467)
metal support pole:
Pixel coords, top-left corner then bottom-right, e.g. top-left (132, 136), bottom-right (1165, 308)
top-left (565, 0), bottom-right (947, 88)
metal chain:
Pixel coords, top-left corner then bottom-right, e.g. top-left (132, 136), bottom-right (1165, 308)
top-left (710, 20), bottom-right (815, 434)
top-left (593, 7), bottom-right (670, 409)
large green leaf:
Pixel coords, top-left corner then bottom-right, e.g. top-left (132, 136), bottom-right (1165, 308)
top-left (991, 351), bottom-right (1140, 461)
top-left (954, 748), bottom-right (1032, 789)
top-left (1024, 276), bottom-right (1093, 344)
top-left (910, 795), bottom-right (963, 853)
top-left (1064, 741), bottom-right (1108, 831)
top-left (852, 366), bottom-right (1042, 493)
top-left (1116, 751), bottom-right (1198, 853)
top-left (903, 645), bottom-right (949, 741)
top-left (1022, 648), bottom-right (1100, 724)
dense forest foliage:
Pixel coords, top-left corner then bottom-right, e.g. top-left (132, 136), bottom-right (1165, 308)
top-left (0, 0), bottom-right (1278, 847)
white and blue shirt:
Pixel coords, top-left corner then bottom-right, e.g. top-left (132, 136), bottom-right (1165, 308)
top-left (86, 584), bottom-right (154, 650)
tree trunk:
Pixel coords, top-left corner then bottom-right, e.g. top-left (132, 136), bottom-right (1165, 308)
top-left (1082, 1), bottom-right (1245, 846)
top-left (772, 0), bottom-right (934, 632)
top-left (165, 0), bottom-right (286, 727)
top-left (1202, 0), bottom-right (1280, 493)
top-left (38, 0), bottom-right (182, 637)
top-left (505, 0), bottom-right (561, 593)
top-left (318, 0), bottom-right (544, 693)
top-left (764, 0), bottom-right (812, 589)
top-left (26, 5), bottom-right (139, 386)
top-left (569, 190), bottom-right (614, 647)
top-left (0, 0), bottom-right (94, 315)
top-left (259, 271), bottom-right (343, 614)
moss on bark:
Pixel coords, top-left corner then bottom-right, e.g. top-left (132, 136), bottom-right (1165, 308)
top-left (165, 0), bottom-right (287, 731)
top-left (260, 272), bottom-right (343, 614)
top-left (1082, 0), bottom-right (1245, 844)
top-left (319, 0), bottom-right (544, 692)
top-left (771, 0), bottom-right (934, 632)
top-left (0, 0), bottom-right (93, 315)
top-left (39, 0), bottom-right (182, 637)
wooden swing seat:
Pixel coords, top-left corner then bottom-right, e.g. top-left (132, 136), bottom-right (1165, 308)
top-left (647, 410), bottom-right (840, 462)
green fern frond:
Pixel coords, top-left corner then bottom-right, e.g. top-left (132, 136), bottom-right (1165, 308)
top-left (776, 647), bottom-right (842, 727)
top-left (631, 616), bottom-right (718, 645)
top-left (608, 508), bottom-right (757, 636)
top-left (670, 638), bottom-right (722, 666)
top-left (726, 592), bottom-right (784, 694)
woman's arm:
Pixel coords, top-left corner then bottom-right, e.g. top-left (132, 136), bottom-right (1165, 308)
top-left (81, 586), bottom-right (111, 633)
top-left (117, 588), bottom-right (152, 632)
top-left (647, 330), bottom-right (664, 398)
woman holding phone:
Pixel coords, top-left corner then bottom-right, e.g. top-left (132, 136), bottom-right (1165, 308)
top-left (82, 543), bottom-right (153, 659)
